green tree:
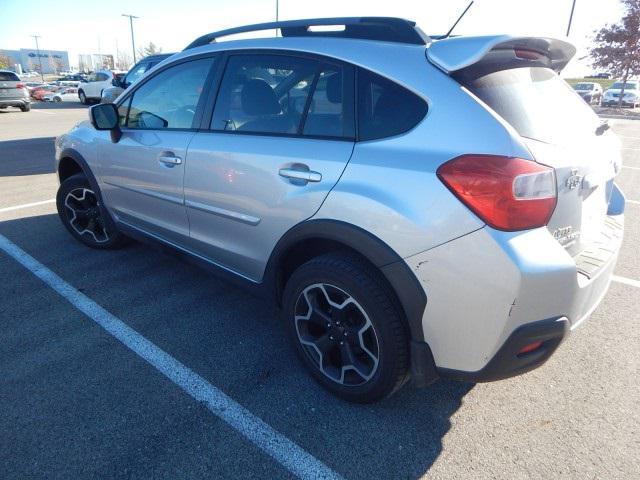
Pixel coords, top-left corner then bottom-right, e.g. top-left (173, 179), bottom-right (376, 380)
top-left (136, 42), bottom-right (163, 60)
top-left (0, 54), bottom-right (10, 69)
top-left (590, 0), bottom-right (640, 106)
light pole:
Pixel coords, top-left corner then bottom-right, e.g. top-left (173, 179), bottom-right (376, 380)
top-left (566, 0), bottom-right (577, 37)
top-left (30, 34), bottom-right (44, 82)
top-left (275, 0), bottom-right (279, 37)
top-left (122, 14), bottom-right (139, 63)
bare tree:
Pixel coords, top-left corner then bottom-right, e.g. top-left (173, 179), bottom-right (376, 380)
top-left (136, 42), bottom-right (162, 60)
top-left (590, 0), bottom-right (640, 106)
top-left (116, 49), bottom-right (132, 70)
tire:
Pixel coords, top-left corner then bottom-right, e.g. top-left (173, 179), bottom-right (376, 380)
top-left (54, 97), bottom-right (61, 103)
top-left (78, 90), bottom-right (87, 105)
top-left (56, 173), bottom-right (128, 249)
top-left (282, 252), bottom-right (410, 403)
top-left (20, 103), bottom-right (31, 112)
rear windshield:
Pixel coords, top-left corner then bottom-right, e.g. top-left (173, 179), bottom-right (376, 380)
top-left (0, 72), bottom-right (20, 81)
top-left (461, 67), bottom-right (600, 145)
top-left (611, 82), bottom-right (637, 90)
top-left (574, 83), bottom-right (593, 90)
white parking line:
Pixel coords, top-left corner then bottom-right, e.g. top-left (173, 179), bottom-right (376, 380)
top-left (628, 199), bottom-right (640, 206)
top-left (0, 199), bottom-right (56, 214)
top-left (623, 166), bottom-right (640, 170)
top-left (613, 275), bottom-right (640, 289)
top-left (0, 233), bottom-right (342, 480)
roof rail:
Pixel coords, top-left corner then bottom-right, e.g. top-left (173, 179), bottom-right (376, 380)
top-left (184, 17), bottom-right (430, 50)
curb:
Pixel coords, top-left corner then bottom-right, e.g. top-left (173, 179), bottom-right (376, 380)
top-left (598, 114), bottom-right (640, 121)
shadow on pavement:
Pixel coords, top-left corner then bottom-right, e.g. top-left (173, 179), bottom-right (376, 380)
top-left (0, 137), bottom-right (56, 176)
top-left (0, 212), bottom-right (474, 479)
top-left (32, 101), bottom-right (87, 110)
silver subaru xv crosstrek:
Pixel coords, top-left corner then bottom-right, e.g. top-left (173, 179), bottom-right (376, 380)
top-left (55, 18), bottom-right (625, 403)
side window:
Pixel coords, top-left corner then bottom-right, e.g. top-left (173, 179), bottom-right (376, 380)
top-left (302, 64), bottom-right (355, 138)
top-left (96, 73), bottom-right (109, 82)
top-left (125, 58), bottom-right (214, 130)
top-left (357, 69), bottom-right (427, 141)
top-left (211, 54), bottom-right (317, 135)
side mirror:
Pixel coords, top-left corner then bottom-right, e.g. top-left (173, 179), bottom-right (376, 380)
top-left (89, 103), bottom-right (122, 143)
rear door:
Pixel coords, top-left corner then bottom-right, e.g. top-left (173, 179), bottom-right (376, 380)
top-left (183, 52), bottom-right (356, 281)
top-left (98, 57), bottom-right (217, 243)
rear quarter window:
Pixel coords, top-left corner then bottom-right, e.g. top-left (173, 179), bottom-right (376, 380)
top-left (0, 72), bottom-right (20, 81)
top-left (357, 69), bottom-right (427, 141)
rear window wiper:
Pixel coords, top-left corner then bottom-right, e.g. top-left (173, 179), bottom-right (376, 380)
top-left (595, 121), bottom-right (610, 136)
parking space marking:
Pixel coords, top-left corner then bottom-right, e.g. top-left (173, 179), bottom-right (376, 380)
top-left (613, 275), bottom-right (640, 289)
top-left (628, 199), bottom-right (640, 205)
top-left (0, 199), bottom-right (56, 214)
top-left (0, 233), bottom-right (342, 480)
top-left (623, 166), bottom-right (640, 170)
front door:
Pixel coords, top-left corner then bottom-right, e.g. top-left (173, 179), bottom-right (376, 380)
top-left (184, 53), bottom-right (356, 281)
top-left (98, 57), bottom-right (217, 243)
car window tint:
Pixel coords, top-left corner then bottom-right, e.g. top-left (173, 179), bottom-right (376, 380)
top-left (0, 72), bottom-right (20, 81)
top-left (212, 54), bottom-right (317, 135)
top-left (125, 58), bottom-right (213, 129)
top-left (357, 69), bottom-right (427, 141)
top-left (302, 64), bottom-right (355, 139)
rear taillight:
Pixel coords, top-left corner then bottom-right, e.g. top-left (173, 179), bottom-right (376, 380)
top-left (437, 155), bottom-right (557, 231)
top-left (16, 83), bottom-right (25, 89)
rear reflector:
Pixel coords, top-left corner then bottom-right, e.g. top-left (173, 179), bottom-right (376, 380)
top-left (16, 83), bottom-right (25, 89)
top-left (437, 155), bottom-right (557, 231)
top-left (517, 340), bottom-right (544, 355)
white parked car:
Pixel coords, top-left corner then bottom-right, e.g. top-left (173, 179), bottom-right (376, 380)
top-left (602, 80), bottom-right (640, 107)
top-left (44, 87), bottom-right (79, 102)
top-left (78, 70), bottom-right (126, 105)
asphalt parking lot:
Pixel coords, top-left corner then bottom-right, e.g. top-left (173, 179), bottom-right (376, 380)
top-left (1, 102), bottom-right (639, 480)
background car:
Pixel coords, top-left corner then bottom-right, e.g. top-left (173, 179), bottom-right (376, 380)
top-left (0, 70), bottom-right (31, 111)
top-left (31, 85), bottom-right (60, 101)
top-left (43, 87), bottom-right (78, 102)
top-left (101, 53), bottom-right (174, 103)
top-left (78, 70), bottom-right (126, 104)
top-left (572, 82), bottom-right (603, 104)
top-left (602, 80), bottom-right (640, 107)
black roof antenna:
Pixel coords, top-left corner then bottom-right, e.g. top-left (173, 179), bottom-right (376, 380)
top-left (442, 1), bottom-right (475, 39)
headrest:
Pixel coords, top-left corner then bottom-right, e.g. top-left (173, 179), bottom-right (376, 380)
top-left (241, 79), bottom-right (281, 115)
top-left (326, 73), bottom-right (342, 104)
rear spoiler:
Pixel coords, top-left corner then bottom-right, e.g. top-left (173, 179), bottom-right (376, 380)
top-left (426, 35), bottom-right (576, 74)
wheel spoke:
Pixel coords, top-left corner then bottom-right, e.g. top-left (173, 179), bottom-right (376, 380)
top-left (339, 342), bottom-right (372, 382)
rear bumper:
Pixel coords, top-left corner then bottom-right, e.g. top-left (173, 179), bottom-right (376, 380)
top-left (438, 317), bottom-right (568, 382)
top-left (0, 96), bottom-right (30, 107)
top-left (405, 184), bottom-right (624, 379)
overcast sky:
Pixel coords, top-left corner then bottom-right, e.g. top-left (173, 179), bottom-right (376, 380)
top-left (0, 0), bottom-right (626, 76)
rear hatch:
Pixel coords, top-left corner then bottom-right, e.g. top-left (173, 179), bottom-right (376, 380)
top-left (0, 71), bottom-right (24, 99)
top-left (429, 36), bottom-right (622, 276)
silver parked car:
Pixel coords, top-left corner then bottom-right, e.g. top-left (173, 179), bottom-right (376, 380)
top-left (0, 70), bottom-right (31, 112)
top-left (55, 18), bottom-right (625, 403)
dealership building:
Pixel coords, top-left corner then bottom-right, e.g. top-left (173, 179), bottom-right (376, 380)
top-left (0, 48), bottom-right (70, 74)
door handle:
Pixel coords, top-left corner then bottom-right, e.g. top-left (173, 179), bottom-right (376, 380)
top-left (158, 155), bottom-right (182, 166)
top-left (279, 168), bottom-right (322, 183)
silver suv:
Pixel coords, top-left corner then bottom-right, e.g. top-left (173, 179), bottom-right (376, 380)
top-left (55, 18), bottom-right (626, 403)
top-left (0, 70), bottom-right (31, 112)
